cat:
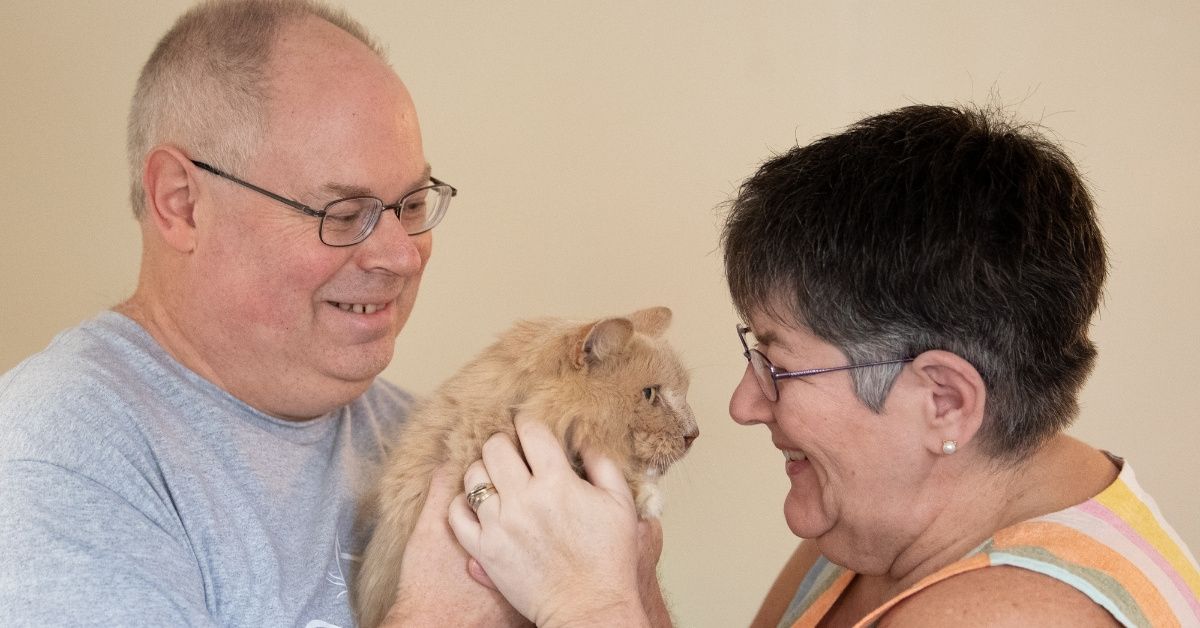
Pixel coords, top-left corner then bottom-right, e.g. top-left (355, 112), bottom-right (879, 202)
top-left (353, 306), bottom-right (699, 628)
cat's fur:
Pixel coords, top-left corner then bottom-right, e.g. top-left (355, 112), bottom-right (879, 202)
top-left (353, 306), bottom-right (699, 628)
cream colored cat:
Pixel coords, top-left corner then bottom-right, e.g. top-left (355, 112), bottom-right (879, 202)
top-left (354, 306), bottom-right (699, 628)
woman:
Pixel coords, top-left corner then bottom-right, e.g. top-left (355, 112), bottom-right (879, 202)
top-left (447, 104), bottom-right (1200, 627)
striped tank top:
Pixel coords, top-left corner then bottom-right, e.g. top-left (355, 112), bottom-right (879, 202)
top-left (779, 459), bottom-right (1200, 628)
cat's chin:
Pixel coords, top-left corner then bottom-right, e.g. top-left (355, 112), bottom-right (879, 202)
top-left (634, 478), bottom-right (665, 519)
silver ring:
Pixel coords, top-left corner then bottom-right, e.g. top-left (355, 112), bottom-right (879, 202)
top-left (466, 482), bottom-right (498, 513)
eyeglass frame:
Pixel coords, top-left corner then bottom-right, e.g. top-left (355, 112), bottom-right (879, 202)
top-left (190, 159), bottom-right (457, 247)
top-left (736, 324), bottom-right (915, 402)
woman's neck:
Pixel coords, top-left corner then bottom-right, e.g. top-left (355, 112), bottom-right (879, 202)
top-left (864, 435), bottom-right (1118, 599)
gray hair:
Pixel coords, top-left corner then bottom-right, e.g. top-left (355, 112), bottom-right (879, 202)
top-left (126, 0), bottom-right (387, 219)
top-left (723, 104), bottom-right (1107, 460)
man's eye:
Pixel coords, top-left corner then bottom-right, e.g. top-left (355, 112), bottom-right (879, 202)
top-left (401, 198), bottom-right (428, 217)
top-left (326, 211), bottom-right (362, 225)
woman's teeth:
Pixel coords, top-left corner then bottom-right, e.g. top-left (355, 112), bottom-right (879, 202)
top-left (335, 302), bottom-right (382, 315)
top-left (782, 449), bottom-right (807, 462)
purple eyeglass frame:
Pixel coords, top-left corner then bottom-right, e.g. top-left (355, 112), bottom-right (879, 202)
top-left (737, 324), bottom-right (914, 402)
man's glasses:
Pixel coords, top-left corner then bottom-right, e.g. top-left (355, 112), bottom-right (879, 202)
top-left (191, 160), bottom-right (456, 247)
top-left (737, 324), bottom-right (914, 402)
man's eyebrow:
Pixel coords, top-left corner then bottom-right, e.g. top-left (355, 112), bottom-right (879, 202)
top-left (318, 164), bottom-right (434, 200)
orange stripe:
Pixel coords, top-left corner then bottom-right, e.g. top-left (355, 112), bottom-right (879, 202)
top-left (789, 569), bottom-right (854, 628)
top-left (854, 553), bottom-right (992, 626)
top-left (993, 521), bottom-right (1175, 622)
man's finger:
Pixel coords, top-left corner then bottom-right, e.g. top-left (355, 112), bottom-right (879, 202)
top-left (467, 557), bottom-right (498, 591)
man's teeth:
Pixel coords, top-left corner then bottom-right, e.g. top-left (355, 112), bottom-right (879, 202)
top-left (782, 449), bottom-right (807, 462)
top-left (335, 302), bottom-right (382, 315)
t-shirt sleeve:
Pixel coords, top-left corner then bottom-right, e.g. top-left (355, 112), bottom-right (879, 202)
top-left (0, 458), bottom-right (216, 626)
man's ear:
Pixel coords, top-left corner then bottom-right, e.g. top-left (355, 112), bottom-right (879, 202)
top-left (142, 146), bottom-right (200, 253)
top-left (908, 350), bottom-right (986, 456)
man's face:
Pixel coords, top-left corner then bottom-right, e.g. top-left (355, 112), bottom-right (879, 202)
top-left (185, 18), bottom-right (431, 418)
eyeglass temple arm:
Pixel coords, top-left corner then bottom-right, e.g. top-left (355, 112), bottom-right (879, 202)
top-left (772, 358), bottom-right (916, 380)
top-left (429, 176), bottom-right (457, 196)
top-left (190, 160), bottom-right (323, 218)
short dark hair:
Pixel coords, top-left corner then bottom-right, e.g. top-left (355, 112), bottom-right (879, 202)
top-left (722, 104), bottom-right (1107, 459)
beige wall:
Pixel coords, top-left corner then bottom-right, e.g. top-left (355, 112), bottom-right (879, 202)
top-left (3, 2), bottom-right (1198, 625)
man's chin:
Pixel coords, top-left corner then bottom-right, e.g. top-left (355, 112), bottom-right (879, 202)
top-left (327, 346), bottom-right (394, 385)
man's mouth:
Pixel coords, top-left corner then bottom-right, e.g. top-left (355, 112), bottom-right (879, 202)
top-left (332, 301), bottom-right (387, 315)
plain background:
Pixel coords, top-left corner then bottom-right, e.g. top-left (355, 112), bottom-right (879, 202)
top-left (3, 2), bottom-right (1198, 625)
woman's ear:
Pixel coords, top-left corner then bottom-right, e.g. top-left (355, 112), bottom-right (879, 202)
top-left (908, 350), bottom-right (986, 456)
top-left (142, 146), bottom-right (200, 253)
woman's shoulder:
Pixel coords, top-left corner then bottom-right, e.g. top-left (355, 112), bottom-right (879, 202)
top-left (880, 565), bottom-right (1121, 627)
top-left (881, 457), bottom-right (1198, 628)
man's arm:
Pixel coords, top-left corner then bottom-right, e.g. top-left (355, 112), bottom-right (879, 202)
top-left (636, 518), bottom-right (674, 628)
top-left (379, 465), bottom-right (531, 627)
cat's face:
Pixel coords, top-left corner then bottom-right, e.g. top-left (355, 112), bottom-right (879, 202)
top-left (563, 307), bottom-right (699, 475)
top-left (613, 335), bottom-right (697, 474)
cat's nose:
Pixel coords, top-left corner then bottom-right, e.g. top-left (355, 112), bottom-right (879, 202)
top-left (683, 427), bottom-right (699, 450)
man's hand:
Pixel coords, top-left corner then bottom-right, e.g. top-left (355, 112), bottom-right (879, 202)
top-left (379, 464), bottom-right (530, 627)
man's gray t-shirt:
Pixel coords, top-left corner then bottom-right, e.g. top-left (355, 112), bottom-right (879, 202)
top-left (0, 311), bottom-right (413, 626)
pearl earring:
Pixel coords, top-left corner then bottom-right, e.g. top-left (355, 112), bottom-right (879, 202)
top-left (941, 440), bottom-right (958, 455)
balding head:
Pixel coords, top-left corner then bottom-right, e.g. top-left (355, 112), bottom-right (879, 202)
top-left (122, 1), bottom-right (432, 420)
top-left (127, 0), bottom-right (388, 219)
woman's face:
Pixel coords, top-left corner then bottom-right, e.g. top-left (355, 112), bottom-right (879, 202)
top-left (729, 312), bottom-right (938, 571)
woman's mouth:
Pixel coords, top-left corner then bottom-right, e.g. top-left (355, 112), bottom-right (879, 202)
top-left (782, 448), bottom-right (808, 462)
top-left (782, 448), bottom-right (810, 475)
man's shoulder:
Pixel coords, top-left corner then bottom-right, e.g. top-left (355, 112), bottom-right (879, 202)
top-left (0, 312), bottom-right (175, 463)
top-left (3, 311), bottom-right (155, 393)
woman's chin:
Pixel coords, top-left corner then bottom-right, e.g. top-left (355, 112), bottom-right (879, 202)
top-left (783, 490), bottom-right (833, 539)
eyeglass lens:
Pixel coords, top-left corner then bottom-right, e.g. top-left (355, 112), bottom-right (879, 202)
top-left (319, 185), bottom-right (450, 246)
top-left (746, 349), bottom-right (780, 402)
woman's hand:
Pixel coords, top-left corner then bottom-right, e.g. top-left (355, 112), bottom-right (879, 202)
top-left (448, 414), bottom-right (652, 628)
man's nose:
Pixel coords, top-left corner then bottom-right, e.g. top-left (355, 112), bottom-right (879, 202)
top-left (356, 210), bottom-right (426, 275)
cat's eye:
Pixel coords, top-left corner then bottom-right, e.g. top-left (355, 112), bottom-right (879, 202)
top-left (642, 386), bottom-right (659, 404)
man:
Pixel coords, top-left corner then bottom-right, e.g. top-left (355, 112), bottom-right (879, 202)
top-left (0, 1), bottom-right (529, 625)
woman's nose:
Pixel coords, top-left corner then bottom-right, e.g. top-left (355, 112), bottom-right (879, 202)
top-left (729, 363), bottom-right (771, 426)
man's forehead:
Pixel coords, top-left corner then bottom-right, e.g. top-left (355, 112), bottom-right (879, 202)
top-left (317, 164), bottom-right (433, 200)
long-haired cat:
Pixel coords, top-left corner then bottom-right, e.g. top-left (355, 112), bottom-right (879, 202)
top-left (354, 306), bottom-right (699, 628)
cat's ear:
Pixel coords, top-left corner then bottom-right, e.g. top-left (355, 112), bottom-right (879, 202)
top-left (628, 306), bottom-right (672, 338)
top-left (574, 317), bottom-right (634, 369)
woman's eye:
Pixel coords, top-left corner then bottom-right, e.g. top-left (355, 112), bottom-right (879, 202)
top-left (642, 386), bottom-right (658, 403)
